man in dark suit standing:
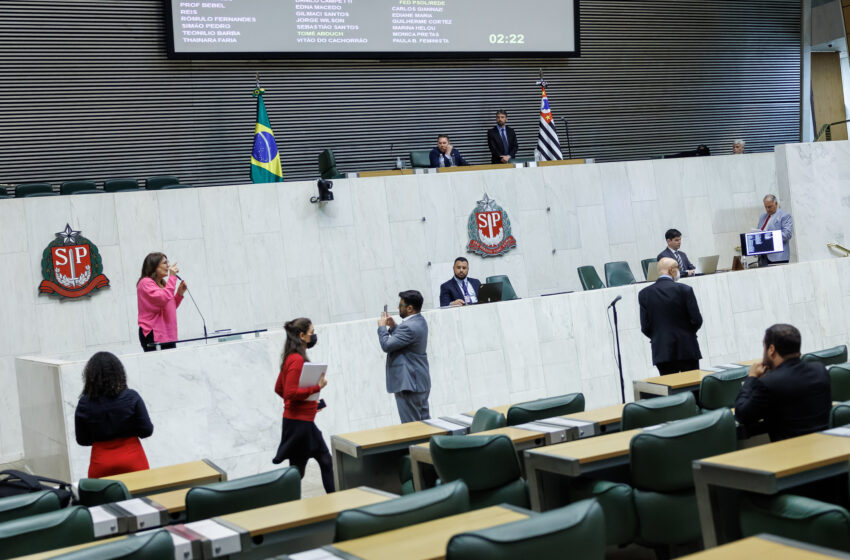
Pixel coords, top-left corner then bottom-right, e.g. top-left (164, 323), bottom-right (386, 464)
top-left (377, 290), bottom-right (431, 423)
top-left (657, 228), bottom-right (696, 277)
top-left (439, 257), bottom-right (481, 307)
top-left (429, 134), bottom-right (470, 168)
top-left (639, 257), bottom-right (703, 375)
top-left (734, 324), bottom-right (831, 441)
top-left (486, 109), bottom-right (518, 164)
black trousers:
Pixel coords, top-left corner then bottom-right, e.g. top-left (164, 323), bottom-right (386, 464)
top-left (656, 359), bottom-right (699, 375)
top-left (139, 327), bottom-right (175, 352)
top-left (758, 256), bottom-right (789, 268)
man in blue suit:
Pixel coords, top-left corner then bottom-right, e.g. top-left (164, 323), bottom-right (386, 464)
top-left (755, 194), bottom-right (793, 267)
top-left (429, 134), bottom-right (470, 168)
top-left (657, 228), bottom-right (696, 277)
top-left (439, 257), bottom-right (481, 307)
top-left (377, 290), bottom-right (431, 423)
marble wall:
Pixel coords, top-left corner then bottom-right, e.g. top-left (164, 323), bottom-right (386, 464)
top-left (4, 143), bottom-right (848, 465)
top-left (18, 258), bottom-right (850, 482)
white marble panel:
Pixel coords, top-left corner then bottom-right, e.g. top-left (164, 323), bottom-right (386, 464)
top-left (516, 209), bottom-right (556, 294)
top-left (551, 249), bottom-right (585, 294)
top-left (82, 250), bottom-right (130, 348)
top-left (0, 358), bottom-right (23, 461)
top-left (315, 178), bottom-right (354, 228)
top-left (319, 227), bottom-right (365, 322)
top-left (0, 252), bottom-right (40, 356)
top-left (385, 175), bottom-right (424, 223)
top-left (287, 275), bottom-right (331, 325)
top-left (114, 192), bottom-right (164, 304)
top-left (626, 160), bottom-right (657, 202)
top-left (417, 173), bottom-right (461, 264)
top-left (207, 283), bottom-right (255, 334)
top-left (509, 167), bottom-right (545, 212)
top-left (679, 157), bottom-right (709, 199)
top-left (157, 187), bottom-right (203, 241)
top-left (577, 205), bottom-right (611, 269)
top-left (278, 181), bottom-right (323, 273)
top-left (0, 199), bottom-right (28, 254)
top-left (465, 349), bottom-right (511, 410)
top-left (554, 163), bottom-right (604, 208)
top-left (242, 233), bottom-right (291, 329)
top-left (238, 183), bottom-right (282, 235)
top-left (388, 220), bottom-right (432, 307)
top-left (199, 187), bottom-right (248, 287)
top-left (496, 300), bottom-right (545, 395)
top-left (599, 163), bottom-right (636, 246)
top-left (351, 178), bottom-right (393, 271)
top-left (68, 195), bottom-right (119, 247)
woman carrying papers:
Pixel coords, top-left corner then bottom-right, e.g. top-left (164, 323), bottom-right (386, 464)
top-left (272, 317), bottom-right (335, 493)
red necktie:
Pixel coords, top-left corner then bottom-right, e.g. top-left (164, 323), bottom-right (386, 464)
top-left (761, 215), bottom-right (770, 230)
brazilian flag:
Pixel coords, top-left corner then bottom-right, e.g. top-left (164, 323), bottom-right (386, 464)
top-left (250, 88), bottom-right (284, 183)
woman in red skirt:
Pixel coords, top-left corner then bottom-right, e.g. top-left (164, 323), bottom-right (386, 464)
top-left (74, 352), bottom-right (153, 478)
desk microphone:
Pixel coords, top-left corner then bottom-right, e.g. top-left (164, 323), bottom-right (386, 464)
top-left (175, 274), bottom-right (208, 340)
top-left (560, 117), bottom-right (573, 160)
top-left (608, 295), bottom-right (622, 308)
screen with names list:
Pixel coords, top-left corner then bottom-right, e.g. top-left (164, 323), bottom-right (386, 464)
top-left (167, 0), bottom-right (578, 57)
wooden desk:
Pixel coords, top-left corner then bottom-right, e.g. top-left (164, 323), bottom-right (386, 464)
top-left (330, 505), bottom-right (528, 560)
top-left (693, 431), bottom-right (850, 547)
top-left (12, 537), bottom-right (127, 560)
top-left (437, 163), bottom-right (515, 173)
top-left (331, 421), bottom-right (466, 492)
top-left (564, 403), bottom-right (626, 433)
top-left (408, 425), bottom-right (567, 492)
top-left (523, 429), bottom-right (642, 511)
top-left (632, 360), bottom-right (756, 400)
top-left (357, 169), bottom-right (415, 178)
top-left (103, 459), bottom-right (225, 496)
top-left (536, 158), bottom-right (587, 167)
top-left (146, 487), bottom-right (191, 514)
top-left (680, 534), bottom-right (850, 559)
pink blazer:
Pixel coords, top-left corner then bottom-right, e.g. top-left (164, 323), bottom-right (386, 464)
top-left (137, 275), bottom-right (183, 343)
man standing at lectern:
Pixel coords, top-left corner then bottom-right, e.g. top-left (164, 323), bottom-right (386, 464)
top-left (639, 257), bottom-right (703, 375)
top-left (439, 257), bottom-right (481, 307)
top-left (755, 194), bottom-right (793, 267)
top-left (377, 290), bottom-right (431, 423)
top-left (487, 110), bottom-right (518, 164)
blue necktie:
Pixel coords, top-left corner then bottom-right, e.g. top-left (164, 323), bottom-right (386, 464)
top-left (460, 280), bottom-right (471, 303)
top-left (443, 154), bottom-right (451, 167)
top-left (500, 128), bottom-right (509, 153)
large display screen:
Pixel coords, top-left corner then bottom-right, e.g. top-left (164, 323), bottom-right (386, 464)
top-left (740, 231), bottom-right (784, 257)
top-left (166, 0), bottom-right (579, 58)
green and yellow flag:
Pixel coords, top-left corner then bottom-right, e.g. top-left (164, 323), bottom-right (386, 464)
top-left (250, 88), bottom-right (283, 183)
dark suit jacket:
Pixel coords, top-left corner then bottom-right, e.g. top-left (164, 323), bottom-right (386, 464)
top-left (487, 126), bottom-right (518, 164)
top-left (734, 358), bottom-right (831, 442)
top-left (429, 147), bottom-right (469, 168)
top-left (638, 277), bottom-right (703, 365)
top-left (439, 277), bottom-right (481, 307)
top-left (657, 247), bottom-right (696, 273)
top-left (377, 313), bottom-right (430, 394)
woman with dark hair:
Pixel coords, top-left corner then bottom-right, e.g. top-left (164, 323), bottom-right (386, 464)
top-left (272, 318), bottom-right (335, 493)
top-left (137, 252), bottom-right (187, 351)
top-left (74, 352), bottom-right (153, 478)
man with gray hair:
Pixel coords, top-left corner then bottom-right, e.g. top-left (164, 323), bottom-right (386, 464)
top-left (755, 194), bottom-right (793, 267)
top-left (733, 139), bottom-right (745, 154)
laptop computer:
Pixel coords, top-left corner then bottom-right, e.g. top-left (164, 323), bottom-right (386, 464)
top-left (477, 282), bottom-right (503, 304)
top-left (695, 255), bottom-right (720, 275)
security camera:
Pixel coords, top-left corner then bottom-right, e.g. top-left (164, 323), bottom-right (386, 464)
top-left (311, 179), bottom-right (334, 203)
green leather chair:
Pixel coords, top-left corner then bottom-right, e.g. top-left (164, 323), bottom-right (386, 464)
top-left (185, 467), bottom-right (300, 522)
top-left (318, 149), bottom-right (345, 180)
top-left (604, 261), bottom-right (636, 287)
top-left (621, 392), bottom-right (699, 431)
top-left (470, 407), bottom-right (507, 432)
top-left (630, 409), bottom-right (737, 549)
top-left (830, 401), bottom-right (850, 428)
top-left (334, 479), bottom-right (469, 542)
top-left (60, 180), bottom-right (98, 195)
top-left (445, 499), bottom-right (606, 560)
top-left (0, 490), bottom-right (61, 524)
top-left (430, 434), bottom-right (529, 510)
top-left (77, 478), bottom-right (131, 507)
top-left (568, 478), bottom-right (636, 546)
top-left (641, 258), bottom-right (657, 280)
top-left (698, 368), bottom-right (748, 411)
top-left (802, 345), bottom-right (848, 367)
top-left (145, 175), bottom-right (179, 190)
top-left (161, 184), bottom-right (192, 189)
top-left (0, 506), bottom-right (94, 558)
top-left (15, 182), bottom-right (53, 197)
top-left (829, 364), bottom-right (850, 402)
top-left (739, 493), bottom-right (850, 553)
top-left (577, 266), bottom-right (605, 290)
top-left (52, 529), bottom-right (174, 559)
top-left (104, 178), bottom-right (140, 192)
top-left (506, 393), bottom-right (585, 426)
top-left (485, 275), bottom-right (518, 301)
top-left (409, 150), bottom-right (432, 169)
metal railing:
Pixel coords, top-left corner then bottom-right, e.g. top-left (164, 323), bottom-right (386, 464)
top-left (827, 242), bottom-right (850, 257)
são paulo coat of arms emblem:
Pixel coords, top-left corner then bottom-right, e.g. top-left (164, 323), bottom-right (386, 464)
top-left (467, 193), bottom-right (517, 257)
top-left (38, 224), bottom-right (110, 299)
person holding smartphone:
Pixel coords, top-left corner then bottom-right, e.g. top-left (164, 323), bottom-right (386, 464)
top-left (272, 317), bottom-right (334, 493)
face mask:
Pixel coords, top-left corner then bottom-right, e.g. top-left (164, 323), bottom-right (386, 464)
top-left (306, 333), bottom-right (317, 348)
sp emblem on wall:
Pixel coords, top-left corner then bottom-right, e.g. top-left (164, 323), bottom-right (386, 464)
top-left (38, 224), bottom-right (110, 298)
top-left (467, 193), bottom-right (517, 257)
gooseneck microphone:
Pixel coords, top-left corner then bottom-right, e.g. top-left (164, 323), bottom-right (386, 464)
top-left (560, 117), bottom-right (573, 160)
top-left (175, 274), bottom-right (208, 340)
top-left (608, 295), bottom-right (622, 308)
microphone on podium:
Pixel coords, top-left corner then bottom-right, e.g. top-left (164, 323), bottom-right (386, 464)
top-left (175, 274), bottom-right (208, 340)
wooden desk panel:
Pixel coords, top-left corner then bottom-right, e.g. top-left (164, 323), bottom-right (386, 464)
top-left (699, 432), bottom-right (850, 478)
top-left (147, 487), bottom-right (191, 513)
top-left (331, 506), bottom-right (527, 560)
top-left (358, 169), bottom-right (415, 178)
top-left (103, 459), bottom-right (223, 495)
top-left (465, 404), bottom-right (510, 416)
top-left (564, 403), bottom-right (625, 426)
top-left (536, 159), bottom-right (587, 167)
top-left (638, 369), bottom-right (713, 390)
top-left (680, 536), bottom-right (848, 559)
top-left (12, 537), bottom-right (126, 560)
top-left (437, 163), bottom-right (515, 173)
top-left (219, 487), bottom-right (392, 536)
top-left (335, 422), bottom-right (449, 451)
top-left (528, 429), bottom-right (641, 467)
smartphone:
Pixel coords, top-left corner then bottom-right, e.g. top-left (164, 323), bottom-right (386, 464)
top-left (383, 304), bottom-right (388, 314)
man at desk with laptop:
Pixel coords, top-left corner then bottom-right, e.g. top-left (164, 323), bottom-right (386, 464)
top-left (652, 229), bottom-right (719, 279)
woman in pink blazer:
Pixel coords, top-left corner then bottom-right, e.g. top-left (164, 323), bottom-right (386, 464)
top-left (137, 252), bottom-right (187, 351)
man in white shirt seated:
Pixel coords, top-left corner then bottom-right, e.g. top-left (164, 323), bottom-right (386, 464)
top-left (439, 257), bottom-right (481, 307)
top-left (657, 228), bottom-right (696, 277)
